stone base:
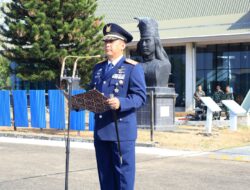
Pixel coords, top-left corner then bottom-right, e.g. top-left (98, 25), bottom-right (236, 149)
top-left (137, 87), bottom-right (178, 131)
top-left (238, 113), bottom-right (250, 127)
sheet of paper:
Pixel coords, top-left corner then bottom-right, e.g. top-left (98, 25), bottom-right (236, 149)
top-left (64, 89), bottom-right (110, 113)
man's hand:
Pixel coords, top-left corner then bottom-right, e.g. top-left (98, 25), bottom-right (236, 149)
top-left (106, 97), bottom-right (120, 110)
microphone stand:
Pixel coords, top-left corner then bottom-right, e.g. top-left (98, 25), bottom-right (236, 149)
top-left (65, 77), bottom-right (72, 190)
top-left (60, 55), bottom-right (103, 190)
top-left (61, 75), bottom-right (79, 190)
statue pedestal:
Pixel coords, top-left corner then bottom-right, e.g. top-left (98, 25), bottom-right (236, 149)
top-left (137, 87), bottom-right (178, 131)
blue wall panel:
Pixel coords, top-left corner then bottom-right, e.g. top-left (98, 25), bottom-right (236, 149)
top-left (13, 90), bottom-right (28, 127)
top-left (70, 90), bottom-right (85, 131)
top-left (30, 90), bottom-right (46, 128)
top-left (48, 90), bottom-right (65, 129)
top-left (0, 90), bottom-right (11, 126)
top-left (88, 112), bottom-right (95, 131)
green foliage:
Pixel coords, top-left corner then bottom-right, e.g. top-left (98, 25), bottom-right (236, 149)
top-left (0, 56), bottom-right (11, 89)
top-left (0, 0), bottom-right (104, 86)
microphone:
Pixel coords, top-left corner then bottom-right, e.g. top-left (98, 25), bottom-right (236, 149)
top-left (60, 54), bottom-right (106, 81)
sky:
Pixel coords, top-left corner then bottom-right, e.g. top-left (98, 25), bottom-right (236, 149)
top-left (0, 0), bottom-right (10, 24)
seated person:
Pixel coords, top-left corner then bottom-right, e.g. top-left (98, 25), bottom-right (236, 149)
top-left (212, 85), bottom-right (224, 120)
top-left (194, 84), bottom-right (205, 108)
top-left (223, 85), bottom-right (234, 120)
top-left (193, 85), bottom-right (206, 120)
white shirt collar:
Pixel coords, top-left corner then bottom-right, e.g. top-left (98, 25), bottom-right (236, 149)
top-left (108, 55), bottom-right (124, 66)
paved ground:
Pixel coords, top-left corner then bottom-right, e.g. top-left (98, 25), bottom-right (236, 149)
top-left (208, 146), bottom-right (250, 162)
top-left (0, 137), bottom-right (250, 190)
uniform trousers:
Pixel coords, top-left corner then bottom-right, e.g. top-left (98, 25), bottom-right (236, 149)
top-left (94, 140), bottom-right (135, 190)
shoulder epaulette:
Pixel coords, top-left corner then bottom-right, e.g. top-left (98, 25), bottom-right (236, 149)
top-left (125, 58), bottom-right (138, 65)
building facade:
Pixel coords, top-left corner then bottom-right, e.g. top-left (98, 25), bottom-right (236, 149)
top-left (96, 0), bottom-right (250, 111)
top-left (1, 0), bottom-right (250, 111)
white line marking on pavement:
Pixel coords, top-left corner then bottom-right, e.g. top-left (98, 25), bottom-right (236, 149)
top-left (135, 146), bottom-right (207, 157)
top-left (0, 137), bottom-right (95, 150)
top-left (0, 137), bottom-right (205, 157)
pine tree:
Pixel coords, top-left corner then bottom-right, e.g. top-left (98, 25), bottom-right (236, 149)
top-left (0, 0), bottom-right (104, 87)
top-left (0, 55), bottom-right (11, 89)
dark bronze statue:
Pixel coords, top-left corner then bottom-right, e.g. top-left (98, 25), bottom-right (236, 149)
top-left (135, 17), bottom-right (171, 87)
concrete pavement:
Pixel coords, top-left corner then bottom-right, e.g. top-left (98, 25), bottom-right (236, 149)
top-left (208, 146), bottom-right (250, 162)
top-left (0, 137), bottom-right (250, 190)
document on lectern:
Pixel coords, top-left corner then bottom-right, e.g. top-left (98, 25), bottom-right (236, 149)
top-left (64, 89), bottom-right (110, 113)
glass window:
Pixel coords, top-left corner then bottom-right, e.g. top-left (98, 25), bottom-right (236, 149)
top-left (196, 42), bottom-right (250, 104)
top-left (196, 45), bottom-right (217, 70)
top-left (229, 44), bottom-right (241, 69)
top-left (241, 43), bottom-right (250, 68)
top-left (196, 46), bottom-right (206, 70)
top-left (232, 69), bottom-right (250, 104)
top-left (217, 44), bottom-right (229, 69)
top-left (229, 69), bottom-right (241, 95)
top-left (165, 46), bottom-right (186, 107)
top-left (205, 45), bottom-right (217, 70)
top-left (217, 69), bottom-right (228, 85)
top-left (204, 70), bottom-right (216, 95)
top-left (240, 68), bottom-right (250, 95)
top-left (196, 70), bottom-right (205, 86)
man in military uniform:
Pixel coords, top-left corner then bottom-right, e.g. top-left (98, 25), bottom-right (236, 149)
top-left (194, 84), bottom-right (206, 108)
top-left (90, 23), bottom-right (146, 190)
top-left (193, 84), bottom-right (206, 120)
top-left (212, 85), bottom-right (224, 119)
top-left (223, 85), bottom-right (234, 120)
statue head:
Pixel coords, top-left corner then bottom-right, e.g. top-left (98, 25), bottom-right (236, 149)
top-left (135, 17), bottom-right (169, 62)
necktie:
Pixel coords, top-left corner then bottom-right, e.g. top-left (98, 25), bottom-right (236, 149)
top-left (106, 63), bottom-right (113, 73)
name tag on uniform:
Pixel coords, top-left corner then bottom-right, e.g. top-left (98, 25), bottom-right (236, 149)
top-left (112, 74), bottom-right (125, 80)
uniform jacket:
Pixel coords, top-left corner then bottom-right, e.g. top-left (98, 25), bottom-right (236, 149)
top-left (223, 92), bottom-right (234, 100)
top-left (213, 90), bottom-right (224, 104)
top-left (90, 56), bottom-right (146, 141)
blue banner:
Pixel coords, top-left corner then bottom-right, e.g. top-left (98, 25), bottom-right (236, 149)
top-left (30, 90), bottom-right (46, 128)
top-left (48, 90), bottom-right (65, 129)
top-left (0, 90), bottom-right (11, 126)
top-left (70, 90), bottom-right (85, 131)
top-left (13, 90), bottom-right (28, 127)
top-left (89, 112), bottom-right (95, 131)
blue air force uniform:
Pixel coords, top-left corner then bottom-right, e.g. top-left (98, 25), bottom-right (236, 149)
top-left (90, 23), bottom-right (146, 190)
